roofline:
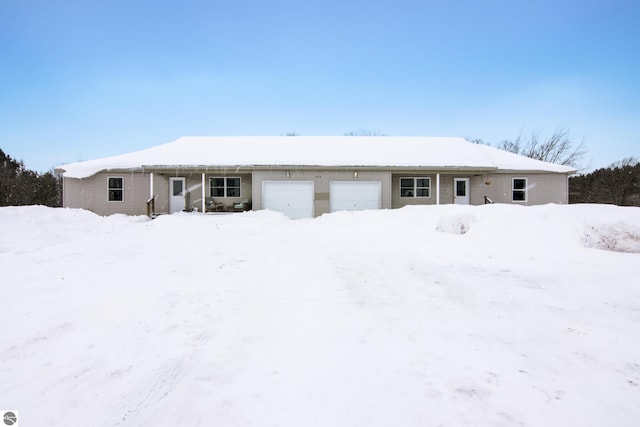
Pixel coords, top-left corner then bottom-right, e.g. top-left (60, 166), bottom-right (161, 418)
top-left (142, 164), bottom-right (499, 171)
top-left (58, 164), bottom-right (578, 176)
top-left (497, 168), bottom-right (577, 175)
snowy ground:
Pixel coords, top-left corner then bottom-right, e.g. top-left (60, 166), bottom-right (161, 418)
top-left (1, 204), bottom-right (639, 427)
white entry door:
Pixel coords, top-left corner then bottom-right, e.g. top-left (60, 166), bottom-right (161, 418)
top-left (169, 177), bottom-right (186, 213)
top-left (454, 178), bottom-right (470, 205)
top-left (330, 181), bottom-right (381, 212)
top-left (263, 181), bottom-right (314, 219)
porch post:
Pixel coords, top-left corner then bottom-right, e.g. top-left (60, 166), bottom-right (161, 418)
top-left (201, 173), bottom-right (206, 213)
top-left (436, 173), bottom-right (440, 205)
top-left (150, 172), bottom-right (154, 198)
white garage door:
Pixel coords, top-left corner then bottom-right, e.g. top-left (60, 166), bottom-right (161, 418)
top-left (330, 181), bottom-right (381, 212)
top-left (263, 181), bottom-right (314, 219)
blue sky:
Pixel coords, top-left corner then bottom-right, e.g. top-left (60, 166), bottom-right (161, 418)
top-left (1, 0), bottom-right (638, 173)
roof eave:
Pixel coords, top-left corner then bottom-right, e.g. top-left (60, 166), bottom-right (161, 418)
top-left (141, 164), bottom-right (500, 172)
top-left (497, 168), bottom-right (577, 175)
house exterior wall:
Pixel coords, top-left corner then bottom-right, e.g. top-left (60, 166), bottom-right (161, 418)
top-left (391, 172), bottom-right (569, 207)
top-left (475, 173), bottom-right (569, 205)
top-left (63, 172), bottom-right (152, 216)
top-left (252, 169), bottom-right (392, 216)
top-left (63, 171), bottom-right (254, 215)
top-left (152, 173), bottom-right (169, 214)
top-left (64, 169), bottom-right (568, 216)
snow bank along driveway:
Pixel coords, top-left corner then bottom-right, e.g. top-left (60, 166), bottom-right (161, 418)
top-left (1, 204), bottom-right (639, 427)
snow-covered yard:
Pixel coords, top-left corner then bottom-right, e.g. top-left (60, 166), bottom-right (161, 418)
top-left (1, 204), bottom-right (639, 426)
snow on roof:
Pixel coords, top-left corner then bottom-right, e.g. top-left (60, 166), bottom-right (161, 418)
top-left (57, 136), bottom-right (576, 178)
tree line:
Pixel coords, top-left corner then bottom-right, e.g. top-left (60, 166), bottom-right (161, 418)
top-left (569, 158), bottom-right (639, 206)
top-left (0, 148), bottom-right (62, 207)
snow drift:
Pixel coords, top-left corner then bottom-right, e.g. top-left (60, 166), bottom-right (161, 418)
top-left (1, 204), bottom-right (639, 427)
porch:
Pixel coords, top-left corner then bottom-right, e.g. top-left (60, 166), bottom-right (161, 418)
top-left (146, 170), bottom-right (253, 215)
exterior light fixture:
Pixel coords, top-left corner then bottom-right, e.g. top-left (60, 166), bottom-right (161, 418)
top-left (286, 171), bottom-right (290, 178)
top-left (353, 171), bottom-right (358, 178)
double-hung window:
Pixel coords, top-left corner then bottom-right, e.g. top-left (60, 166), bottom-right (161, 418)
top-left (400, 177), bottom-right (431, 198)
top-left (108, 177), bottom-right (124, 202)
top-left (512, 178), bottom-right (527, 202)
top-left (210, 177), bottom-right (241, 198)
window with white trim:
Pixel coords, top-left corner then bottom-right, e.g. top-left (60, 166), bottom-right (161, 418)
top-left (108, 177), bottom-right (123, 202)
top-left (400, 177), bottom-right (431, 198)
top-left (512, 178), bottom-right (527, 202)
top-left (210, 177), bottom-right (241, 198)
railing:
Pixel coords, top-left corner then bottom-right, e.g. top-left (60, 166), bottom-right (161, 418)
top-left (484, 196), bottom-right (494, 204)
top-left (146, 195), bottom-right (156, 217)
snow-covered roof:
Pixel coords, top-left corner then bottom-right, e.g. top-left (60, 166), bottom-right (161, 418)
top-left (57, 136), bottom-right (576, 178)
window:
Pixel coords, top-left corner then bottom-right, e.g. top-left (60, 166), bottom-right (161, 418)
top-left (512, 178), bottom-right (527, 202)
top-left (108, 177), bottom-right (123, 202)
top-left (400, 177), bottom-right (431, 198)
top-left (210, 177), bottom-right (241, 198)
top-left (172, 179), bottom-right (183, 196)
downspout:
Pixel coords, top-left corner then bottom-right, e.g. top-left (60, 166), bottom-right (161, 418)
top-left (202, 173), bottom-right (206, 212)
top-left (436, 173), bottom-right (440, 205)
top-left (150, 172), bottom-right (154, 199)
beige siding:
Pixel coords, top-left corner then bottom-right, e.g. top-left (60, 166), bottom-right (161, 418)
top-left (475, 173), bottom-right (569, 205)
top-left (64, 169), bottom-right (568, 216)
top-left (63, 172), bottom-right (152, 216)
top-left (392, 172), bottom-right (569, 206)
top-left (253, 169), bottom-right (391, 216)
top-left (439, 175), bottom-right (456, 203)
top-left (152, 173), bottom-right (169, 214)
top-left (468, 175), bottom-right (489, 205)
top-left (63, 171), bottom-right (254, 215)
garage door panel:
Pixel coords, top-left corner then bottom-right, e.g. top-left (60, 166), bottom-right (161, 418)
top-left (263, 181), bottom-right (314, 219)
top-left (330, 181), bottom-right (381, 212)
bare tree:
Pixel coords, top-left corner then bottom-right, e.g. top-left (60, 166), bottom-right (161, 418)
top-left (497, 128), bottom-right (586, 168)
top-left (496, 137), bottom-right (522, 155)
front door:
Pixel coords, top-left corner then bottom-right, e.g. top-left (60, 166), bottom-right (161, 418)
top-left (169, 177), bottom-right (186, 213)
top-left (454, 178), bottom-right (470, 205)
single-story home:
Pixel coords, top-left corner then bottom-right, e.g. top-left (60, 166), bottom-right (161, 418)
top-left (56, 136), bottom-right (576, 218)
